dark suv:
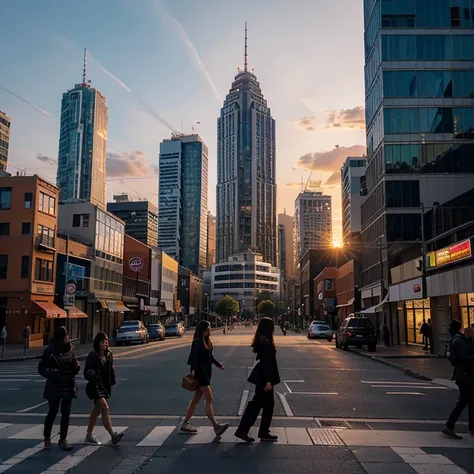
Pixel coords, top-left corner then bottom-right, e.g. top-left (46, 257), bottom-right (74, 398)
top-left (335, 316), bottom-right (377, 352)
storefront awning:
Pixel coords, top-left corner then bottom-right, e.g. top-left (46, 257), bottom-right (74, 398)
top-left (33, 301), bottom-right (67, 319)
top-left (105, 300), bottom-right (129, 312)
top-left (98, 299), bottom-right (108, 309)
top-left (360, 293), bottom-right (389, 314)
top-left (336, 297), bottom-right (355, 308)
top-left (116, 301), bottom-right (130, 312)
top-left (66, 306), bottom-right (88, 319)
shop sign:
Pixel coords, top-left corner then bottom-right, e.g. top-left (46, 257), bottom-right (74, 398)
top-left (33, 284), bottom-right (53, 295)
top-left (426, 239), bottom-right (472, 269)
top-left (129, 256), bottom-right (144, 272)
top-left (413, 283), bottom-right (421, 293)
top-left (318, 292), bottom-right (323, 301)
top-left (317, 281), bottom-right (323, 293)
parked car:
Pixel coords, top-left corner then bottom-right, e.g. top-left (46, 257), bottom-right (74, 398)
top-left (335, 316), bottom-right (377, 352)
top-left (116, 320), bottom-right (148, 345)
top-left (147, 323), bottom-right (165, 341)
top-left (165, 323), bottom-right (184, 338)
top-left (307, 321), bottom-right (333, 341)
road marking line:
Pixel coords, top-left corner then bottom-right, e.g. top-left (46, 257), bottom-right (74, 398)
top-left (276, 391), bottom-right (294, 417)
top-left (17, 401), bottom-right (48, 413)
top-left (119, 342), bottom-right (191, 360)
top-left (0, 445), bottom-right (42, 473)
top-left (361, 381), bottom-right (432, 385)
top-left (238, 390), bottom-right (249, 416)
top-left (371, 385), bottom-right (448, 390)
top-left (385, 392), bottom-right (426, 396)
top-left (137, 426), bottom-right (176, 446)
top-left (40, 445), bottom-right (100, 474)
top-left (283, 382), bottom-right (292, 393)
top-left (0, 379), bottom-right (32, 382)
top-left (290, 392), bottom-right (338, 396)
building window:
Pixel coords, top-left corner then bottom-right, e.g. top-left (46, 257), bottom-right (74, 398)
top-left (451, 7), bottom-right (461, 27)
top-left (35, 258), bottom-right (53, 282)
top-left (0, 222), bottom-right (9, 235)
top-left (325, 279), bottom-right (334, 291)
top-left (405, 299), bottom-right (430, 344)
top-left (38, 192), bottom-right (56, 216)
top-left (0, 255), bottom-right (7, 279)
top-left (22, 222), bottom-right (31, 235)
top-left (73, 214), bottom-right (89, 228)
top-left (21, 256), bottom-right (29, 279)
top-left (37, 224), bottom-right (55, 247)
top-left (24, 192), bottom-right (33, 209)
top-left (0, 188), bottom-right (12, 210)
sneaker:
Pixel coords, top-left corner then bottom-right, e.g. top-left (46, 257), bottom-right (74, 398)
top-left (58, 439), bottom-right (73, 451)
top-left (179, 421), bottom-right (199, 435)
top-left (111, 432), bottom-right (125, 445)
top-left (442, 426), bottom-right (463, 440)
top-left (214, 423), bottom-right (230, 437)
top-left (85, 433), bottom-right (102, 445)
top-left (44, 438), bottom-right (52, 450)
top-left (234, 429), bottom-right (255, 443)
top-left (259, 432), bottom-right (278, 442)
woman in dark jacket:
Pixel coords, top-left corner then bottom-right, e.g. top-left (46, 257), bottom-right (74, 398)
top-left (38, 326), bottom-right (79, 451)
top-left (180, 320), bottom-right (229, 437)
top-left (235, 317), bottom-right (281, 443)
top-left (83, 332), bottom-right (124, 445)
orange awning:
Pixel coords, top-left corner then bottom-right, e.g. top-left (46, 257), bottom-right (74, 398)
top-left (33, 302), bottom-right (67, 319)
top-left (66, 306), bottom-right (88, 319)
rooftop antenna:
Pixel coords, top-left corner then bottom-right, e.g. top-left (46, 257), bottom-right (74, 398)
top-left (244, 22), bottom-right (248, 72)
top-left (82, 48), bottom-right (87, 84)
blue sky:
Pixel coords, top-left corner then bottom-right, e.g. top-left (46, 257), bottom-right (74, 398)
top-left (1, 0), bottom-right (367, 239)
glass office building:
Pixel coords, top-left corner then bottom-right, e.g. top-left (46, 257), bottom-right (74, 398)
top-left (158, 134), bottom-right (208, 277)
top-left (361, 0), bottom-right (474, 307)
top-left (0, 111), bottom-right (11, 172)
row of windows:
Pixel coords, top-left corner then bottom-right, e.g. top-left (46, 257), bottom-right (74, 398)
top-left (382, 35), bottom-right (474, 61)
top-left (38, 191), bottom-right (56, 216)
top-left (384, 107), bottom-right (474, 135)
top-left (386, 180), bottom-right (420, 208)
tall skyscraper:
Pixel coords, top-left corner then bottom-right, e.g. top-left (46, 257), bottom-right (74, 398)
top-left (158, 134), bottom-right (208, 276)
top-left (295, 192), bottom-right (332, 260)
top-left (278, 212), bottom-right (294, 278)
top-left (206, 212), bottom-right (216, 270)
top-left (0, 111), bottom-right (11, 172)
top-left (56, 50), bottom-right (108, 209)
top-left (362, 1), bottom-right (474, 307)
top-left (216, 24), bottom-right (277, 266)
top-left (341, 157), bottom-right (367, 243)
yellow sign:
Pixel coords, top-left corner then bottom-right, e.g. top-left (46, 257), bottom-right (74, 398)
top-left (427, 239), bottom-right (472, 269)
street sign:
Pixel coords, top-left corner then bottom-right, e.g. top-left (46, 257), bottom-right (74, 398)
top-left (66, 282), bottom-right (76, 295)
top-left (129, 256), bottom-right (144, 272)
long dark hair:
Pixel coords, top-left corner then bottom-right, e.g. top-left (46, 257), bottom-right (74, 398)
top-left (251, 317), bottom-right (275, 352)
top-left (194, 320), bottom-right (212, 349)
top-left (93, 331), bottom-right (109, 354)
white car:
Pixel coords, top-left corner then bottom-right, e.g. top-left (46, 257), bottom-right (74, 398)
top-left (307, 321), bottom-right (333, 341)
top-left (116, 320), bottom-right (148, 345)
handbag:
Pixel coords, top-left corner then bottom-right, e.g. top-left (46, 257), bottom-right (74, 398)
top-left (181, 373), bottom-right (198, 392)
top-left (247, 362), bottom-right (263, 386)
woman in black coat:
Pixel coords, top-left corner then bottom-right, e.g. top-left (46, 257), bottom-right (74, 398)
top-left (180, 320), bottom-right (229, 437)
top-left (83, 331), bottom-right (123, 445)
top-left (38, 326), bottom-right (79, 451)
top-left (235, 317), bottom-right (281, 443)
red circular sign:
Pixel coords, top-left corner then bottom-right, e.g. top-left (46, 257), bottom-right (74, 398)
top-left (129, 256), bottom-right (144, 272)
top-left (66, 282), bottom-right (76, 295)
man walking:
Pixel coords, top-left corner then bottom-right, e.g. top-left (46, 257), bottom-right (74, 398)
top-left (442, 320), bottom-right (474, 439)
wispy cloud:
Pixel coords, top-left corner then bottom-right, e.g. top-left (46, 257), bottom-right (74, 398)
top-left (323, 172), bottom-right (341, 187)
top-left (297, 116), bottom-right (317, 131)
top-left (285, 182), bottom-right (302, 188)
top-left (324, 106), bottom-right (365, 130)
top-left (297, 145), bottom-right (366, 172)
top-left (151, 0), bottom-right (221, 102)
top-left (106, 151), bottom-right (156, 177)
top-left (0, 85), bottom-right (54, 118)
top-left (36, 153), bottom-right (57, 167)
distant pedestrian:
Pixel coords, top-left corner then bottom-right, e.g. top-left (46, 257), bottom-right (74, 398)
top-left (382, 323), bottom-right (390, 347)
top-left (180, 320), bottom-right (229, 437)
top-left (420, 319), bottom-right (434, 353)
top-left (84, 332), bottom-right (124, 446)
top-left (0, 326), bottom-right (6, 358)
top-left (465, 323), bottom-right (474, 339)
top-left (235, 317), bottom-right (281, 443)
top-left (442, 320), bottom-right (474, 439)
top-left (38, 326), bottom-right (79, 451)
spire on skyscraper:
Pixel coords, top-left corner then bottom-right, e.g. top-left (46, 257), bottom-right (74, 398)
top-left (244, 22), bottom-right (248, 72)
top-left (82, 48), bottom-right (87, 85)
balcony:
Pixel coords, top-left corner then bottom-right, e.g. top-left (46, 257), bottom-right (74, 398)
top-left (36, 234), bottom-right (55, 252)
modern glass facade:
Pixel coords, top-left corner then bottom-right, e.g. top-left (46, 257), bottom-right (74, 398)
top-left (56, 83), bottom-right (108, 209)
top-left (158, 135), bottom-right (208, 277)
top-left (361, 0), bottom-right (474, 298)
top-left (0, 111), bottom-right (11, 172)
top-left (216, 66), bottom-right (277, 266)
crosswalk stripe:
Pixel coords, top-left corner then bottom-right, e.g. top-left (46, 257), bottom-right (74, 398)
top-left (40, 445), bottom-right (100, 474)
top-left (0, 423), bottom-right (11, 431)
top-left (0, 445), bottom-right (43, 473)
top-left (136, 426), bottom-right (176, 446)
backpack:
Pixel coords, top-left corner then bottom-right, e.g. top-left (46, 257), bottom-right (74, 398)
top-left (448, 334), bottom-right (463, 367)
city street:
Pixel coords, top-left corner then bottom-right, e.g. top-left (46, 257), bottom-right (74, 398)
top-left (0, 327), bottom-right (473, 474)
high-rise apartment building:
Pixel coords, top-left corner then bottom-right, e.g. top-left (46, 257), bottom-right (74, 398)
top-left (216, 26), bottom-right (277, 266)
top-left (295, 192), bottom-right (332, 260)
top-left (278, 212), bottom-right (294, 278)
top-left (56, 50), bottom-right (108, 209)
top-left (207, 212), bottom-right (216, 270)
top-left (107, 195), bottom-right (158, 248)
top-left (0, 111), bottom-right (11, 172)
top-left (158, 134), bottom-right (208, 276)
top-left (362, 1), bottom-right (474, 307)
top-left (341, 157), bottom-right (367, 243)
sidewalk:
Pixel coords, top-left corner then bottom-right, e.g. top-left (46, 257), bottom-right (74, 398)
top-left (0, 341), bottom-right (92, 363)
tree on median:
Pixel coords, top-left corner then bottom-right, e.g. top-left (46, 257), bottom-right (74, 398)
top-left (215, 295), bottom-right (239, 319)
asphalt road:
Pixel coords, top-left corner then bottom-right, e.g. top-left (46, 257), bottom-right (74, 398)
top-left (1, 327), bottom-right (473, 474)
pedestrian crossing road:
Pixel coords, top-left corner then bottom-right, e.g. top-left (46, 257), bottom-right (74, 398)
top-left (1, 420), bottom-right (473, 474)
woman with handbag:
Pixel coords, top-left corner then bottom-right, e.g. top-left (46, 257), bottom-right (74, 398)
top-left (180, 320), bottom-right (229, 437)
top-left (83, 331), bottom-right (124, 445)
top-left (38, 326), bottom-right (80, 451)
top-left (235, 317), bottom-right (280, 443)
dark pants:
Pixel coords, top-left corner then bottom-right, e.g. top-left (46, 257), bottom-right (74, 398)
top-left (446, 383), bottom-right (474, 431)
top-left (238, 386), bottom-right (274, 435)
top-left (44, 398), bottom-right (72, 440)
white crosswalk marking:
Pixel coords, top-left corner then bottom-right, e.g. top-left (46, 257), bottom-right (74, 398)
top-left (136, 426), bottom-right (176, 446)
top-left (40, 446), bottom-right (100, 474)
top-left (0, 445), bottom-right (42, 473)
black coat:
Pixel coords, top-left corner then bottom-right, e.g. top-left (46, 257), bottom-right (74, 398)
top-left (450, 333), bottom-right (474, 385)
top-left (84, 350), bottom-right (116, 401)
top-left (187, 339), bottom-right (221, 387)
top-left (38, 340), bottom-right (80, 400)
top-left (248, 337), bottom-right (281, 388)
